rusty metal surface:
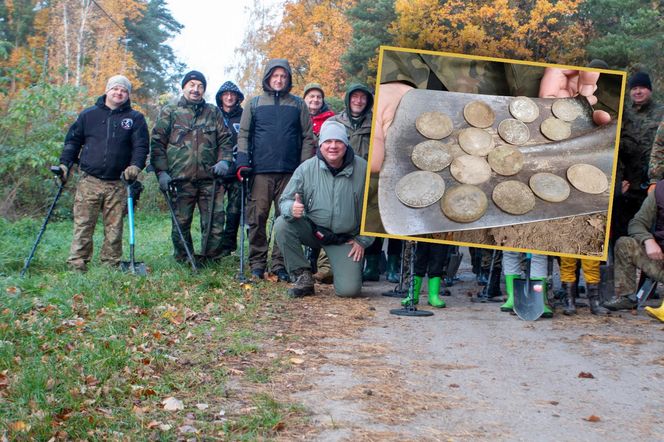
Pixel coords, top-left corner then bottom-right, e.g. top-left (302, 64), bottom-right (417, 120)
top-left (378, 89), bottom-right (617, 236)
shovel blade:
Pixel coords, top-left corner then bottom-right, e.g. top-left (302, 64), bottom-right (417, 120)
top-left (636, 278), bottom-right (657, 309)
top-left (513, 279), bottom-right (545, 321)
top-left (120, 261), bottom-right (148, 276)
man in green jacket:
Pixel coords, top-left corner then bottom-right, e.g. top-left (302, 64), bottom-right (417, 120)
top-left (151, 71), bottom-right (232, 263)
top-left (274, 120), bottom-right (374, 298)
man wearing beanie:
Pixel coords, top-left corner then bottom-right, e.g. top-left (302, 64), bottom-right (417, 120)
top-left (215, 80), bottom-right (245, 257)
top-left (612, 71), bottom-right (664, 240)
top-left (58, 74), bottom-right (149, 272)
top-left (303, 83), bottom-right (335, 139)
top-left (151, 70), bottom-right (232, 264)
top-left (235, 58), bottom-right (315, 281)
top-left (274, 120), bottom-right (373, 298)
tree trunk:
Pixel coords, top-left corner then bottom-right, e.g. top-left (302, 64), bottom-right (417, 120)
top-left (75, 0), bottom-right (91, 87)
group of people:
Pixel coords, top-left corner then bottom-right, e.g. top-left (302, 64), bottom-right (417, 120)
top-left (54, 53), bottom-right (664, 322)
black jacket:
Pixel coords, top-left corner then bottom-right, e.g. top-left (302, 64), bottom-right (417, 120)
top-left (61, 96), bottom-right (149, 180)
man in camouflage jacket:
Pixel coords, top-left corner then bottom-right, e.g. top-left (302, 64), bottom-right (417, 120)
top-left (151, 71), bottom-right (232, 263)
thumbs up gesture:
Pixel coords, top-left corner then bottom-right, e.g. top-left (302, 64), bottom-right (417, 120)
top-left (292, 193), bottom-right (305, 219)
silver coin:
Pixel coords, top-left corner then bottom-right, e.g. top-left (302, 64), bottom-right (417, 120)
top-left (509, 96), bottom-right (539, 123)
top-left (411, 140), bottom-right (453, 172)
top-left (487, 145), bottom-right (524, 176)
top-left (450, 154), bottom-right (492, 185)
top-left (529, 172), bottom-right (571, 202)
top-left (492, 181), bottom-right (536, 215)
top-left (396, 171), bottom-right (446, 208)
top-left (416, 111), bottom-right (453, 139)
top-left (441, 184), bottom-right (488, 223)
top-left (540, 117), bottom-right (571, 141)
top-left (463, 100), bottom-right (495, 128)
top-left (551, 99), bottom-right (583, 122)
top-left (567, 164), bottom-right (608, 194)
top-left (498, 118), bottom-right (530, 145)
top-left (458, 128), bottom-right (495, 156)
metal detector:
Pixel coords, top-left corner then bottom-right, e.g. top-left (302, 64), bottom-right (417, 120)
top-left (390, 241), bottom-right (433, 317)
top-left (20, 166), bottom-right (66, 277)
top-left (383, 241), bottom-right (408, 298)
top-left (161, 181), bottom-right (198, 272)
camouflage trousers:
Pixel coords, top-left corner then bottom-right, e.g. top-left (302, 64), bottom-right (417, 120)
top-left (614, 236), bottom-right (664, 297)
top-left (220, 180), bottom-right (242, 253)
top-left (170, 179), bottom-right (225, 261)
top-left (68, 173), bottom-right (126, 270)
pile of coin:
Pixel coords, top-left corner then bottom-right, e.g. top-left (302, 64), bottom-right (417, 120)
top-left (396, 96), bottom-right (608, 224)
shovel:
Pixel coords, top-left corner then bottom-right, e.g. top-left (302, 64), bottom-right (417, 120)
top-left (513, 253), bottom-right (545, 321)
top-left (120, 178), bottom-right (147, 276)
top-left (635, 277), bottom-right (657, 309)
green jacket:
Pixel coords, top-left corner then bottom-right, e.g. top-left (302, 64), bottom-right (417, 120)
top-left (279, 150), bottom-right (374, 249)
top-left (150, 97), bottom-right (232, 180)
top-left (628, 189), bottom-right (657, 245)
top-left (620, 98), bottom-right (664, 190)
top-left (331, 84), bottom-right (374, 160)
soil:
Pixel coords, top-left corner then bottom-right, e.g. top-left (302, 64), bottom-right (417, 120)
top-left (245, 250), bottom-right (663, 441)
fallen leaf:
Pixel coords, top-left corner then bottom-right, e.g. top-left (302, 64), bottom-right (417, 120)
top-left (9, 421), bottom-right (28, 432)
top-left (195, 403), bottom-right (208, 410)
top-left (289, 357), bottom-right (304, 365)
top-left (578, 372), bottom-right (595, 379)
top-left (162, 397), bottom-right (184, 411)
top-left (178, 425), bottom-right (198, 434)
top-left (286, 348), bottom-right (306, 355)
top-left (265, 273), bottom-right (278, 282)
top-left (158, 424), bottom-right (172, 431)
top-left (272, 421), bottom-right (285, 432)
top-left (146, 420), bottom-right (162, 429)
top-left (584, 415), bottom-right (601, 422)
top-left (0, 372), bottom-right (8, 389)
top-left (5, 287), bottom-right (19, 296)
top-left (234, 302), bottom-right (246, 311)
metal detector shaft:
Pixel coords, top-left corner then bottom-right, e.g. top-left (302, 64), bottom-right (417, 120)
top-left (20, 167), bottom-right (65, 277)
top-left (162, 186), bottom-right (198, 272)
top-left (237, 173), bottom-right (250, 282)
top-left (201, 178), bottom-right (219, 256)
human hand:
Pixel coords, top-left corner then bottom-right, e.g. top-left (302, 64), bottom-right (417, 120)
top-left (158, 171), bottom-right (172, 192)
top-left (372, 82), bottom-right (414, 173)
top-left (56, 164), bottom-right (69, 184)
top-left (292, 193), bottom-right (305, 219)
top-left (212, 160), bottom-right (230, 177)
top-left (123, 165), bottom-right (141, 181)
top-left (539, 68), bottom-right (611, 126)
top-left (622, 180), bottom-right (631, 194)
top-left (644, 239), bottom-right (664, 260)
top-left (346, 239), bottom-right (365, 262)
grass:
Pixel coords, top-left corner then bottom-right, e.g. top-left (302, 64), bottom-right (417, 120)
top-left (0, 206), bottom-right (307, 440)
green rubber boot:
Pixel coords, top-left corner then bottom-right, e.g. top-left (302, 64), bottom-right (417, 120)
top-left (427, 276), bottom-right (446, 308)
top-left (401, 275), bottom-right (423, 306)
top-left (500, 274), bottom-right (519, 312)
top-left (362, 255), bottom-right (380, 281)
top-left (532, 278), bottom-right (553, 318)
top-left (386, 254), bottom-right (400, 283)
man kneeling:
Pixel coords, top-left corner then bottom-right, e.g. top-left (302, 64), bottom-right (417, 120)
top-left (275, 120), bottom-right (374, 298)
top-left (605, 180), bottom-right (664, 312)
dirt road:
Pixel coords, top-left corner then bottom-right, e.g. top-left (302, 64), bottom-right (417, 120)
top-left (290, 251), bottom-right (664, 441)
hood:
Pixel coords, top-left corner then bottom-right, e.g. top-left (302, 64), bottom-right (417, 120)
top-left (262, 58), bottom-right (293, 94)
top-left (344, 83), bottom-right (373, 117)
top-left (216, 81), bottom-right (244, 116)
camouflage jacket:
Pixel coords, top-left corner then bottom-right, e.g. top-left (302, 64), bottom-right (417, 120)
top-left (646, 115), bottom-right (664, 184)
top-left (619, 98), bottom-right (664, 189)
top-left (150, 97), bottom-right (232, 181)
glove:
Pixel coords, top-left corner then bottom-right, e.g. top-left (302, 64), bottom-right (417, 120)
top-left (212, 160), bottom-right (231, 177)
top-left (57, 164), bottom-right (69, 184)
top-left (158, 171), bottom-right (172, 192)
top-left (236, 166), bottom-right (251, 182)
top-left (123, 165), bottom-right (141, 181)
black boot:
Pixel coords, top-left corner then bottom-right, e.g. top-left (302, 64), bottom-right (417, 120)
top-left (562, 282), bottom-right (577, 316)
top-left (485, 267), bottom-right (503, 302)
top-left (288, 269), bottom-right (316, 298)
top-left (587, 283), bottom-right (609, 315)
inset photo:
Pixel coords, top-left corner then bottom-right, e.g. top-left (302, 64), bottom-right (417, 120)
top-left (362, 46), bottom-right (626, 260)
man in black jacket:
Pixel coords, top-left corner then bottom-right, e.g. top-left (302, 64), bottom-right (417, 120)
top-left (59, 75), bottom-right (149, 271)
top-left (235, 59), bottom-right (315, 280)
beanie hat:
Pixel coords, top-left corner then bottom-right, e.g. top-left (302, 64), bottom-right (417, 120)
top-left (303, 82), bottom-right (325, 99)
top-left (628, 72), bottom-right (652, 91)
top-left (588, 59), bottom-right (609, 69)
top-left (106, 75), bottom-right (131, 93)
top-left (318, 120), bottom-right (349, 147)
top-left (218, 81), bottom-right (244, 103)
top-left (181, 70), bottom-right (207, 90)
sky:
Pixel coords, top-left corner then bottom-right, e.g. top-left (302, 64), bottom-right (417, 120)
top-left (165, 0), bottom-right (255, 100)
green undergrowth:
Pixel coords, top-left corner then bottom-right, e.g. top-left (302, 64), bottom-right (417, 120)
top-left (0, 212), bottom-right (306, 440)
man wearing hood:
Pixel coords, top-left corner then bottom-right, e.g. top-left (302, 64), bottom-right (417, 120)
top-left (275, 120), bottom-right (374, 298)
top-left (236, 59), bottom-right (316, 281)
top-left (215, 81), bottom-right (245, 256)
top-left (151, 71), bottom-right (232, 263)
top-left (59, 75), bottom-right (149, 272)
top-left (331, 84), bottom-right (374, 160)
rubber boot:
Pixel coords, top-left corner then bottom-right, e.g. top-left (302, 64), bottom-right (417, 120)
top-left (533, 278), bottom-right (553, 318)
top-left (500, 274), bottom-right (519, 312)
top-left (562, 282), bottom-right (577, 316)
top-left (362, 255), bottom-right (380, 281)
top-left (386, 254), bottom-right (400, 283)
top-left (645, 299), bottom-right (664, 322)
top-left (485, 268), bottom-right (503, 302)
top-left (427, 277), bottom-right (446, 308)
top-left (587, 283), bottom-right (609, 316)
top-left (401, 275), bottom-right (423, 306)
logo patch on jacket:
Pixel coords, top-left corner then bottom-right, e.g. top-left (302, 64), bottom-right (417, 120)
top-left (233, 122), bottom-right (240, 134)
top-left (121, 118), bottom-right (134, 129)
